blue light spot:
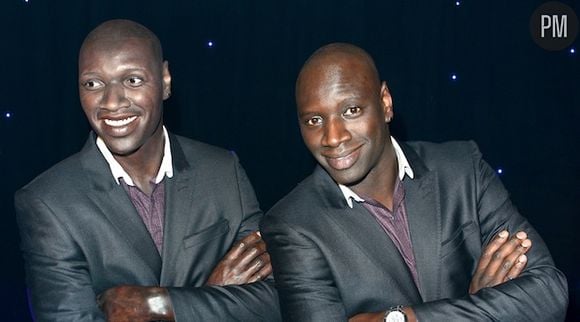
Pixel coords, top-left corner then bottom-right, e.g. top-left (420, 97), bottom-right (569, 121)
top-left (570, 48), bottom-right (575, 54)
top-left (4, 112), bottom-right (12, 118)
top-left (450, 73), bottom-right (458, 81)
top-left (497, 168), bottom-right (503, 174)
top-left (207, 41), bottom-right (214, 47)
top-left (455, 1), bottom-right (460, 6)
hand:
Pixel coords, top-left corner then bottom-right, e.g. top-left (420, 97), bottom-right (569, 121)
top-left (469, 230), bottom-right (531, 294)
top-left (97, 285), bottom-right (175, 322)
top-left (205, 231), bottom-right (272, 286)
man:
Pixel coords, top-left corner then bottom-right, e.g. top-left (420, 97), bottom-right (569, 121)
top-left (260, 43), bottom-right (568, 321)
top-left (16, 19), bottom-right (280, 321)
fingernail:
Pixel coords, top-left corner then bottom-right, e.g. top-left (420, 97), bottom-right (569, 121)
top-left (256, 231), bottom-right (261, 237)
top-left (518, 254), bottom-right (527, 263)
top-left (516, 231), bottom-right (527, 239)
top-left (522, 239), bottom-right (531, 248)
top-left (499, 230), bottom-right (508, 238)
top-left (239, 242), bottom-right (245, 248)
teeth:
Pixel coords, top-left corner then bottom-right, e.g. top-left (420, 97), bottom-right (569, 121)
top-left (104, 116), bottom-right (137, 127)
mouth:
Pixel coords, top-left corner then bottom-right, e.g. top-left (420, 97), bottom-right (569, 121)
top-left (98, 114), bottom-right (140, 138)
top-left (323, 145), bottom-right (363, 171)
top-left (103, 116), bottom-right (138, 127)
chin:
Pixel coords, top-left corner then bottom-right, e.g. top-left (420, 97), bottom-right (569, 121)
top-left (103, 139), bottom-right (140, 156)
top-left (325, 167), bottom-right (363, 186)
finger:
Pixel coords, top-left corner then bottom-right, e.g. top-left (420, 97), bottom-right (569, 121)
top-left (250, 254), bottom-right (273, 282)
top-left (519, 238), bottom-right (532, 254)
top-left (237, 232), bottom-right (262, 251)
top-left (217, 241), bottom-right (267, 285)
top-left (232, 252), bottom-right (269, 284)
top-left (481, 233), bottom-right (530, 285)
top-left (225, 232), bottom-right (262, 261)
top-left (475, 230), bottom-right (509, 274)
top-left (252, 262), bottom-right (273, 282)
top-left (236, 239), bottom-right (268, 268)
top-left (501, 239), bottom-right (531, 282)
top-left (247, 251), bottom-right (269, 273)
top-left (504, 254), bottom-right (528, 282)
top-left (245, 238), bottom-right (267, 255)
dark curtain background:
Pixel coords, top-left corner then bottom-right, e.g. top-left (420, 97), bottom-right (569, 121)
top-left (1, 1), bottom-right (578, 320)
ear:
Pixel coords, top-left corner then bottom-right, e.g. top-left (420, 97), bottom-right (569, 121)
top-left (380, 81), bottom-right (393, 123)
top-left (162, 61), bottom-right (172, 100)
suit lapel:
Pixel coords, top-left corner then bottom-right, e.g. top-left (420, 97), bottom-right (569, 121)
top-left (401, 143), bottom-right (442, 302)
top-left (313, 167), bottom-right (422, 302)
top-left (80, 133), bottom-right (162, 281)
top-left (159, 136), bottom-right (196, 285)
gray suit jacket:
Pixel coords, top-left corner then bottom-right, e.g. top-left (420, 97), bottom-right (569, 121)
top-left (261, 141), bottom-right (567, 321)
top-left (16, 132), bottom-right (281, 322)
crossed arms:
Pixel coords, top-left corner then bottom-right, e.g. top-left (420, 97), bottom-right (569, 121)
top-left (261, 144), bottom-right (568, 321)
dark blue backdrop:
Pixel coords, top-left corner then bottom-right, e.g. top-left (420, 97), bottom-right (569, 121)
top-left (1, 0), bottom-right (578, 320)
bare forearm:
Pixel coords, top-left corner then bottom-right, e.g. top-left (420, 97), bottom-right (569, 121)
top-left (98, 285), bottom-right (175, 322)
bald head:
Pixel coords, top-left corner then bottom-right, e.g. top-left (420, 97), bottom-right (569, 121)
top-left (296, 43), bottom-right (381, 99)
top-left (80, 19), bottom-right (163, 64)
top-left (294, 43), bottom-right (395, 189)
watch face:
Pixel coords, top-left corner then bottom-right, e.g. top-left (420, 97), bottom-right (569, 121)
top-left (385, 310), bottom-right (406, 322)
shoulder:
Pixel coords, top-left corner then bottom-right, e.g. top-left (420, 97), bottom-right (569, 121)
top-left (404, 140), bottom-right (480, 161)
top-left (170, 134), bottom-right (250, 188)
top-left (16, 152), bottom-right (85, 199)
top-left (263, 173), bottom-right (324, 224)
top-left (172, 134), bottom-right (238, 165)
top-left (403, 140), bottom-right (482, 173)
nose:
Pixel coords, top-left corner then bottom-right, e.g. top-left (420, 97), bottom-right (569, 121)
top-left (321, 117), bottom-right (351, 148)
top-left (100, 83), bottom-right (130, 111)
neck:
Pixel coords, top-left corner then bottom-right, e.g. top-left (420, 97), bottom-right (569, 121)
top-left (350, 145), bottom-right (398, 209)
top-left (115, 127), bottom-right (165, 194)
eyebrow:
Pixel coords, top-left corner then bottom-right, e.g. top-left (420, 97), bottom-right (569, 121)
top-left (79, 67), bottom-right (148, 77)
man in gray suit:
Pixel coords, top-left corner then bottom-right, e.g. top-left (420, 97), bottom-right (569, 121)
top-left (261, 43), bottom-right (568, 321)
top-left (16, 19), bottom-right (280, 321)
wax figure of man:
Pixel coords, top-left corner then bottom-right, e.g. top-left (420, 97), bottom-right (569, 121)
top-left (260, 43), bottom-right (568, 322)
top-left (16, 19), bottom-right (281, 322)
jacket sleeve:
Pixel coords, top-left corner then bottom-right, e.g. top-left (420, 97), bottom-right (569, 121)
top-left (168, 158), bottom-right (281, 322)
top-left (260, 214), bottom-right (348, 322)
top-left (412, 142), bottom-right (568, 321)
top-left (15, 189), bottom-right (106, 322)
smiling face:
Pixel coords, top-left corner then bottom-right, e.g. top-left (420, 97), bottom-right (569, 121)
top-left (296, 45), bottom-right (394, 189)
top-left (78, 32), bottom-right (171, 158)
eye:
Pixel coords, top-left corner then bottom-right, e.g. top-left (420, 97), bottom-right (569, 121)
top-left (126, 76), bottom-right (144, 87)
top-left (305, 116), bottom-right (323, 126)
top-left (82, 79), bottom-right (104, 90)
top-left (343, 106), bottom-right (361, 117)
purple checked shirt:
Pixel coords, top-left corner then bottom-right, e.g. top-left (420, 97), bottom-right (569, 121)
top-left (359, 179), bottom-right (420, 290)
top-left (121, 179), bottom-right (166, 254)
top-left (96, 126), bottom-right (174, 255)
top-left (339, 137), bottom-right (420, 290)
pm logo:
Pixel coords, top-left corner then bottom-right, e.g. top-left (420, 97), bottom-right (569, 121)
top-left (530, 1), bottom-right (578, 51)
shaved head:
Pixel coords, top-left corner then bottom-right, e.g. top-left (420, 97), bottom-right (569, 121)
top-left (294, 42), bottom-right (395, 191)
top-left (296, 43), bottom-right (381, 100)
top-left (80, 19), bottom-right (163, 64)
top-left (77, 19), bottom-right (171, 162)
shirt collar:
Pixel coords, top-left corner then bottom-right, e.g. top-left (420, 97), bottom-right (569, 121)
top-left (338, 136), bottom-right (414, 208)
top-left (96, 126), bottom-right (174, 186)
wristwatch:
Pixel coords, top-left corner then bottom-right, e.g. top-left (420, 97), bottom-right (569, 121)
top-left (384, 305), bottom-right (407, 322)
